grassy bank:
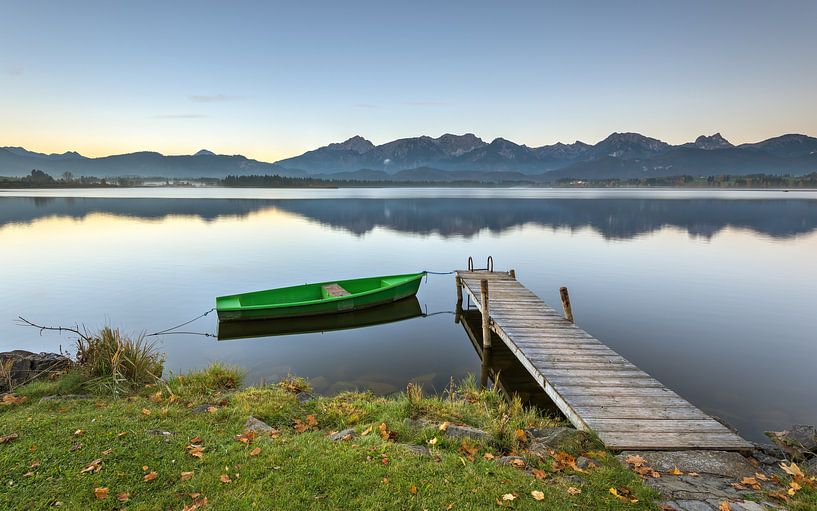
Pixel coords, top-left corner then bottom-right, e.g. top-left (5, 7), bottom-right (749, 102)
top-left (0, 364), bottom-right (664, 510)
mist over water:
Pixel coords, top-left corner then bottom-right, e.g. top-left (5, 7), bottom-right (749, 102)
top-left (2, 188), bottom-right (816, 441)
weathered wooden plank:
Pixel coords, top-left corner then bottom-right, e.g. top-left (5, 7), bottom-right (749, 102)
top-left (586, 419), bottom-right (734, 433)
top-left (556, 386), bottom-right (682, 398)
top-left (545, 376), bottom-right (667, 387)
top-left (566, 395), bottom-right (695, 408)
top-left (574, 406), bottom-right (710, 420)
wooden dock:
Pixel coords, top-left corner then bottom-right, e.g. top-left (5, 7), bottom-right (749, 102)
top-left (455, 269), bottom-right (752, 452)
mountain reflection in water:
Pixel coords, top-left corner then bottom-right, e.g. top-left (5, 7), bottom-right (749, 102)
top-left (3, 196), bottom-right (817, 239)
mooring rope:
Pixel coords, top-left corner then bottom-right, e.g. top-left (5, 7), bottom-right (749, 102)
top-left (421, 270), bottom-right (457, 275)
top-left (146, 307), bottom-right (216, 337)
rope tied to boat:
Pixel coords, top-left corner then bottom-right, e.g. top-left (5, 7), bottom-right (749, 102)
top-left (146, 307), bottom-right (217, 338)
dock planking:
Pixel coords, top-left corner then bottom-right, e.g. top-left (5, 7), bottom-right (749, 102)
top-left (455, 269), bottom-right (751, 452)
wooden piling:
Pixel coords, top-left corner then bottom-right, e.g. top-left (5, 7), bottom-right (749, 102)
top-left (509, 269), bottom-right (516, 279)
top-left (480, 279), bottom-right (491, 350)
top-left (559, 286), bottom-right (574, 323)
top-left (455, 275), bottom-right (463, 306)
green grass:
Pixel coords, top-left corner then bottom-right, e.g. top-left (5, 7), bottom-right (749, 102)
top-left (1, 368), bottom-right (660, 510)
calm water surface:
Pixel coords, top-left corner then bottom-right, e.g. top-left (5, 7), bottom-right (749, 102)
top-left (2, 188), bottom-right (816, 442)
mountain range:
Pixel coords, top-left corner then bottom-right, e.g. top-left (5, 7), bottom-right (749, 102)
top-left (2, 132), bottom-right (817, 181)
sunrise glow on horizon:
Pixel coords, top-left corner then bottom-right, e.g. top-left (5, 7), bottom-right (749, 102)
top-left (2, 0), bottom-right (817, 162)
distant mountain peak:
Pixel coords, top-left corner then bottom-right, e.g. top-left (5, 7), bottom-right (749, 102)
top-left (691, 133), bottom-right (733, 150)
top-left (326, 136), bottom-right (375, 154)
top-left (194, 149), bottom-right (216, 156)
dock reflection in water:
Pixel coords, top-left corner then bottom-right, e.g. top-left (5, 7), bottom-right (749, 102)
top-left (217, 297), bottom-right (423, 340)
top-left (456, 307), bottom-right (558, 413)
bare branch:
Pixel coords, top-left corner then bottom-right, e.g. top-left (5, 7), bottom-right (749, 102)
top-left (16, 316), bottom-right (92, 342)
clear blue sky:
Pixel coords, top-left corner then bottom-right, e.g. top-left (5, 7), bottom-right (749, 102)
top-left (2, 0), bottom-right (816, 161)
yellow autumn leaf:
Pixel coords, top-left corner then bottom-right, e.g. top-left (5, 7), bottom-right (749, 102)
top-left (116, 492), bottom-right (129, 502)
top-left (669, 466), bottom-right (683, 475)
top-left (531, 490), bottom-right (545, 501)
top-left (427, 437), bottom-right (438, 446)
top-left (141, 408), bottom-right (151, 416)
top-left (180, 471), bottom-right (194, 481)
top-left (719, 501), bottom-right (732, 511)
top-left (409, 484), bottom-right (417, 494)
top-left (780, 462), bottom-right (804, 478)
top-left (502, 493), bottom-right (516, 501)
top-left (439, 421), bottom-right (450, 431)
top-left (220, 474), bottom-right (232, 483)
top-left (361, 425), bottom-right (373, 436)
top-left (567, 487), bottom-right (581, 495)
top-left (249, 447), bottom-right (261, 456)
top-left (94, 487), bottom-right (109, 500)
top-left (144, 471), bottom-right (157, 482)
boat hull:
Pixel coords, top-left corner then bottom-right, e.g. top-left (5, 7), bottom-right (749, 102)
top-left (216, 272), bottom-right (424, 322)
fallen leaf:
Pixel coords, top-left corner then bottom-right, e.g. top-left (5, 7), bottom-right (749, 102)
top-left (532, 468), bottom-right (548, 480)
top-left (144, 471), bottom-right (158, 482)
top-left (740, 476), bottom-right (761, 490)
top-left (483, 452), bottom-right (495, 461)
top-left (23, 471), bottom-right (34, 477)
top-left (460, 440), bottom-right (479, 461)
top-left (249, 447), bottom-right (261, 457)
top-left (409, 484), bottom-right (417, 494)
top-left (1, 394), bottom-right (28, 405)
top-left (501, 493), bottom-right (516, 501)
top-left (73, 429), bottom-right (84, 436)
top-left (754, 472), bottom-right (768, 481)
top-left (780, 462), bottom-right (804, 478)
top-left (439, 421), bottom-right (450, 431)
top-left (80, 458), bottom-right (103, 474)
top-left (0, 433), bottom-right (19, 444)
top-left (29, 460), bottom-right (40, 468)
top-left (187, 444), bottom-right (205, 458)
top-left (509, 458), bottom-right (526, 469)
top-left (220, 474), bottom-right (232, 483)
top-left (181, 471), bottom-right (195, 481)
top-left (190, 435), bottom-right (202, 443)
top-left (687, 472), bottom-right (699, 477)
top-left (531, 490), bottom-right (545, 501)
top-left (427, 437), bottom-right (438, 446)
top-left (377, 422), bottom-right (396, 440)
top-left (116, 431), bottom-right (128, 438)
top-left (149, 390), bottom-right (163, 403)
top-left (207, 406), bottom-right (218, 413)
top-left (70, 442), bottom-right (83, 452)
top-left (116, 492), bottom-right (129, 502)
top-left (669, 466), bottom-right (684, 475)
top-left (94, 487), bottom-right (109, 500)
top-left (101, 448), bottom-right (113, 455)
top-left (515, 428), bottom-right (527, 442)
top-left (360, 425), bottom-right (373, 436)
top-left (624, 454), bottom-right (646, 467)
top-left (141, 408), bottom-right (151, 416)
top-left (719, 501), bottom-right (732, 511)
top-left (567, 486), bottom-right (581, 495)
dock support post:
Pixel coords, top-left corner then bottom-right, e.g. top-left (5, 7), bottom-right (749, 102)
top-left (509, 269), bottom-right (516, 279)
top-left (559, 286), bottom-right (574, 323)
top-left (480, 279), bottom-right (491, 350)
top-left (455, 274), bottom-right (463, 306)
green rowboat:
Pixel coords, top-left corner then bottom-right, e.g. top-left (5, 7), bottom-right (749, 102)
top-left (217, 297), bottom-right (423, 339)
top-left (216, 272), bottom-right (425, 322)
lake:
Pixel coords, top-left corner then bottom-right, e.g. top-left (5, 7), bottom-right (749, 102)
top-left (1, 187), bottom-right (816, 442)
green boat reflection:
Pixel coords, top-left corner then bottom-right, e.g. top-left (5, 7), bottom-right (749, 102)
top-left (217, 296), bottom-right (423, 340)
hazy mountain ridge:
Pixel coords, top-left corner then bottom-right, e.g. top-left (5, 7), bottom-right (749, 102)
top-left (277, 132), bottom-right (817, 179)
top-left (2, 132), bottom-right (817, 180)
top-left (0, 147), bottom-right (304, 178)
